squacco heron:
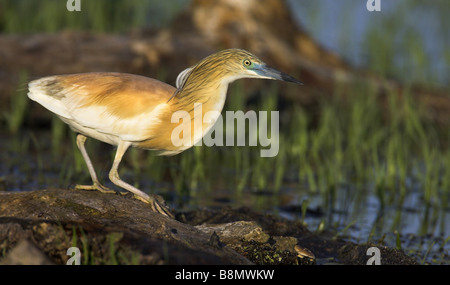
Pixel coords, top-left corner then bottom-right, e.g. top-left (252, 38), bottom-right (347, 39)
top-left (28, 49), bottom-right (302, 217)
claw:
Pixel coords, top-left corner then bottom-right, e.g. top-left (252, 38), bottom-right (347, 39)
top-left (133, 193), bottom-right (173, 218)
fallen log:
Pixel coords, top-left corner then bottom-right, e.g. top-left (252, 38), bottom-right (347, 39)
top-left (0, 189), bottom-right (418, 265)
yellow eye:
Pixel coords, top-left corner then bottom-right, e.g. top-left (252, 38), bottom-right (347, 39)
top-left (243, 59), bottom-right (252, 67)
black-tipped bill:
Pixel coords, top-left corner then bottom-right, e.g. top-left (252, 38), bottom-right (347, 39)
top-left (255, 65), bottom-right (303, 85)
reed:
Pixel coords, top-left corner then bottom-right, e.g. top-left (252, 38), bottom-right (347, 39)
top-left (1, 0), bottom-right (448, 263)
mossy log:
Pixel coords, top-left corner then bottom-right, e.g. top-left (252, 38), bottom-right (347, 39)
top-left (0, 189), bottom-right (418, 265)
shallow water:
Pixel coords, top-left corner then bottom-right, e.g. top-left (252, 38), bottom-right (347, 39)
top-left (1, 130), bottom-right (448, 264)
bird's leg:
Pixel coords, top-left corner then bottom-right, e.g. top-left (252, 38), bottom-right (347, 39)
top-left (108, 141), bottom-right (173, 217)
top-left (74, 134), bottom-right (116, 194)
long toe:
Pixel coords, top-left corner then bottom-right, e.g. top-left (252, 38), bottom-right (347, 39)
top-left (75, 183), bottom-right (117, 194)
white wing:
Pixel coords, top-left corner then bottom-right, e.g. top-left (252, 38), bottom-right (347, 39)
top-left (175, 66), bottom-right (194, 89)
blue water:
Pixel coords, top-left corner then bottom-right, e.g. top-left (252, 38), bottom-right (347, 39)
top-left (287, 0), bottom-right (449, 86)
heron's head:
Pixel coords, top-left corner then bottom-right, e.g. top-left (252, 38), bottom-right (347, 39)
top-left (177, 49), bottom-right (302, 89)
top-left (229, 49), bottom-right (302, 84)
top-left (171, 49), bottom-right (302, 102)
top-left (201, 49), bottom-right (303, 85)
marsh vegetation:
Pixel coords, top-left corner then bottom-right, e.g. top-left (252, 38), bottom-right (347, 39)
top-left (0, 0), bottom-right (448, 264)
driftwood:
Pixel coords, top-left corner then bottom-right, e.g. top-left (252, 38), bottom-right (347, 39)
top-left (0, 0), bottom-right (448, 127)
top-left (0, 189), bottom-right (418, 265)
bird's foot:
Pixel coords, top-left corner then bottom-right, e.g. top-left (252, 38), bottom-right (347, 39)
top-left (75, 183), bottom-right (173, 218)
top-left (74, 183), bottom-right (118, 195)
top-left (133, 194), bottom-right (174, 218)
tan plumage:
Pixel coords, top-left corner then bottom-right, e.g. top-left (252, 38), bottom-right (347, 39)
top-left (27, 49), bottom-right (302, 217)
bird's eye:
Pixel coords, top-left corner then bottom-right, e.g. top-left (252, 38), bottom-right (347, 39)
top-left (243, 59), bottom-right (252, 67)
